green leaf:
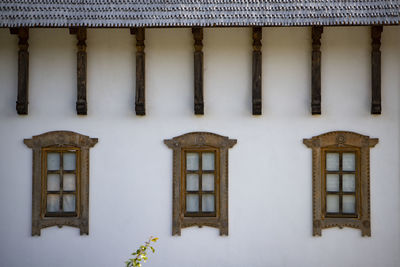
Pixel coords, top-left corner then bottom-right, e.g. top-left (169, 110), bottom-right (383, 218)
top-left (126, 236), bottom-right (158, 267)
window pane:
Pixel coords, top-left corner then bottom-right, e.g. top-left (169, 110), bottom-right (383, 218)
top-left (63, 195), bottom-right (76, 212)
top-left (186, 194), bottom-right (199, 212)
top-left (202, 152), bottom-right (215, 171)
top-left (186, 174), bottom-right (199, 191)
top-left (186, 153), bottom-right (199, 171)
top-left (202, 194), bottom-right (215, 212)
top-left (343, 195), bottom-right (356, 214)
top-left (63, 174), bottom-right (76, 191)
top-left (326, 195), bottom-right (339, 213)
top-left (343, 174), bottom-right (356, 192)
top-left (326, 153), bottom-right (339, 171)
top-left (343, 153), bottom-right (356, 171)
top-left (47, 153), bottom-right (60, 171)
top-left (202, 174), bottom-right (214, 191)
top-left (47, 195), bottom-right (60, 212)
top-left (63, 152), bottom-right (76, 171)
top-left (47, 174), bottom-right (60, 191)
top-left (326, 174), bottom-right (339, 192)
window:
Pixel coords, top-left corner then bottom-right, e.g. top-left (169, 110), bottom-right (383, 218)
top-left (24, 131), bottom-right (98, 236)
top-left (164, 132), bottom-right (236, 236)
top-left (184, 150), bottom-right (218, 217)
top-left (303, 131), bottom-right (378, 236)
top-left (323, 150), bottom-right (358, 218)
top-left (44, 149), bottom-right (79, 217)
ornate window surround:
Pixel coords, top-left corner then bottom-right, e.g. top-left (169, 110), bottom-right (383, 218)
top-left (24, 131), bottom-right (98, 236)
top-left (303, 131), bottom-right (378, 236)
top-left (164, 132), bottom-right (236, 236)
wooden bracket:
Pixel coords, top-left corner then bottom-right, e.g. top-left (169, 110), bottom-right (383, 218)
top-left (10, 27), bottom-right (29, 115)
top-left (311, 26), bottom-right (323, 115)
top-left (70, 27), bottom-right (88, 115)
top-left (371, 26), bottom-right (383, 115)
top-left (131, 27), bottom-right (146, 115)
top-left (192, 28), bottom-right (204, 115)
top-left (252, 27), bottom-right (262, 115)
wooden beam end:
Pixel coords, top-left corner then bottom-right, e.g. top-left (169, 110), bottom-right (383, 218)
top-left (371, 104), bottom-right (381, 115)
top-left (252, 101), bottom-right (262, 115)
top-left (194, 104), bottom-right (204, 115)
top-left (76, 100), bottom-right (87, 115)
top-left (311, 104), bottom-right (321, 115)
top-left (16, 101), bottom-right (28, 115)
top-left (135, 104), bottom-right (145, 116)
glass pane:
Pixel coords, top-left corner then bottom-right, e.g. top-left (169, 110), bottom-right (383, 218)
top-left (202, 152), bottom-right (215, 171)
top-left (186, 153), bottom-right (199, 171)
top-left (202, 194), bottom-right (215, 212)
top-left (63, 195), bottom-right (76, 212)
top-left (326, 153), bottom-right (339, 171)
top-left (186, 194), bottom-right (199, 212)
top-left (47, 153), bottom-right (60, 171)
top-left (47, 174), bottom-right (60, 191)
top-left (202, 174), bottom-right (214, 191)
top-left (63, 152), bottom-right (76, 171)
top-left (343, 174), bottom-right (356, 192)
top-left (63, 174), bottom-right (76, 191)
top-left (343, 153), bottom-right (356, 171)
top-left (343, 195), bottom-right (356, 214)
top-left (326, 195), bottom-right (339, 213)
top-left (186, 174), bottom-right (199, 191)
top-left (326, 174), bottom-right (339, 192)
top-left (47, 195), bottom-right (60, 212)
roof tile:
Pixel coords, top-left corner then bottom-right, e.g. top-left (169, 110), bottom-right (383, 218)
top-left (0, 0), bottom-right (399, 27)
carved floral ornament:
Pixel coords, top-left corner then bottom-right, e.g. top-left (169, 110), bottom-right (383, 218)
top-left (303, 131), bottom-right (378, 236)
top-left (164, 132), bottom-right (236, 236)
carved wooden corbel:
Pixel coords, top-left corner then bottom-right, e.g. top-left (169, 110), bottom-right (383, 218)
top-left (70, 27), bottom-right (88, 115)
top-left (130, 27), bottom-right (146, 115)
top-left (10, 27), bottom-right (29, 115)
top-left (371, 26), bottom-right (383, 115)
top-left (252, 27), bottom-right (262, 115)
top-left (192, 28), bottom-right (204, 115)
top-left (311, 26), bottom-right (323, 115)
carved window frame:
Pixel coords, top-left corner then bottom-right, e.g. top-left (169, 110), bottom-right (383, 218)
top-left (24, 131), bottom-right (98, 236)
top-left (303, 131), bottom-right (378, 236)
top-left (164, 132), bottom-right (236, 236)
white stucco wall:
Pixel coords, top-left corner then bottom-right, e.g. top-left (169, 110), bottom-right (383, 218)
top-left (0, 26), bottom-right (399, 267)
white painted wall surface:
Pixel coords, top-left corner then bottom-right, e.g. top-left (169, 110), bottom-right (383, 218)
top-left (0, 26), bottom-right (399, 267)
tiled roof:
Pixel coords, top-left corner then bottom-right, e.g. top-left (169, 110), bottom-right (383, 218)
top-left (0, 0), bottom-right (399, 28)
